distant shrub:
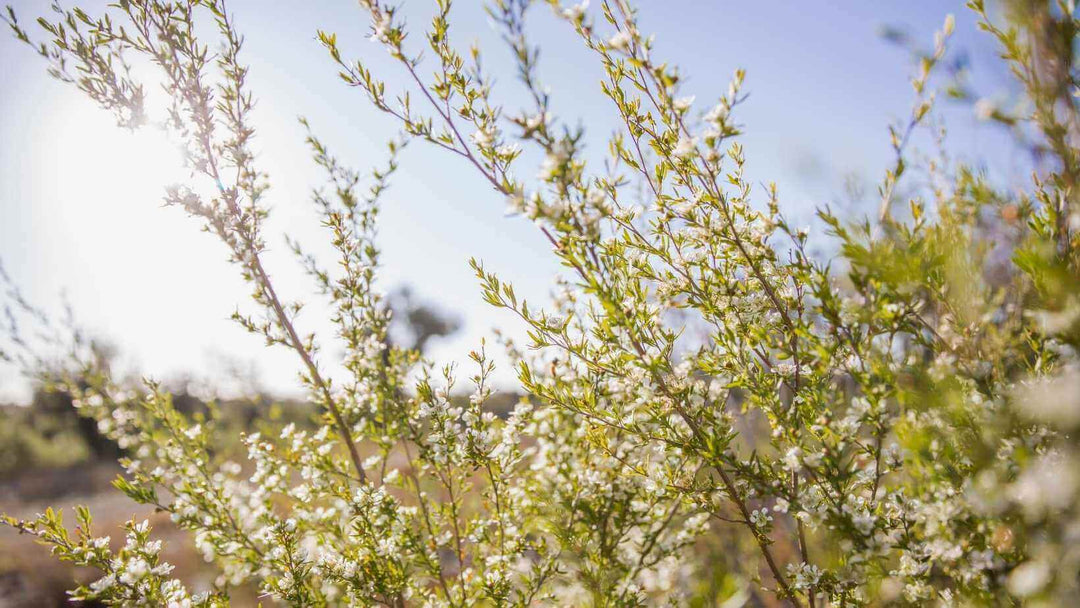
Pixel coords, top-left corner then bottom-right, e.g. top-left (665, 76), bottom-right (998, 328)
top-left (0, 403), bottom-right (91, 474)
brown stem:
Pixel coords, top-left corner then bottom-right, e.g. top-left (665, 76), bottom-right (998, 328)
top-left (250, 255), bottom-right (367, 483)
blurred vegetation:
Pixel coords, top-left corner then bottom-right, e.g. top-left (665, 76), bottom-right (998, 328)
top-left (0, 284), bottom-right (465, 477)
top-left (0, 285), bottom-right (472, 606)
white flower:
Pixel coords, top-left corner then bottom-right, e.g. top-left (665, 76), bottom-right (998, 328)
top-left (371, 10), bottom-right (394, 44)
top-left (608, 30), bottom-right (632, 52)
top-left (673, 96), bottom-right (695, 113)
top-left (672, 135), bottom-right (697, 159)
top-left (539, 150), bottom-right (564, 181)
top-left (749, 508), bottom-right (773, 529)
top-left (783, 447), bottom-right (802, 471)
top-left (89, 574), bottom-right (116, 593)
top-left (119, 557), bottom-right (150, 584)
top-left (788, 562), bottom-right (822, 590)
top-left (562, 0), bottom-right (588, 20)
top-left (523, 112), bottom-right (546, 131)
top-left (704, 103), bottom-right (727, 126)
top-left (852, 512), bottom-right (875, 535)
top-left (471, 127), bottom-right (496, 149)
top-left (506, 188), bottom-right (528, 215)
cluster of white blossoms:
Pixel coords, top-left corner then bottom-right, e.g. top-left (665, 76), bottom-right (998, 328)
top-left (6, 508), bottom-right (217, 607)
top-left (5, 0), bottom-right (1080, 606)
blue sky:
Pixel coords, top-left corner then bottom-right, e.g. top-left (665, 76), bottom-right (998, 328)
top-left (0, 1), bottom-right (1025, 401)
